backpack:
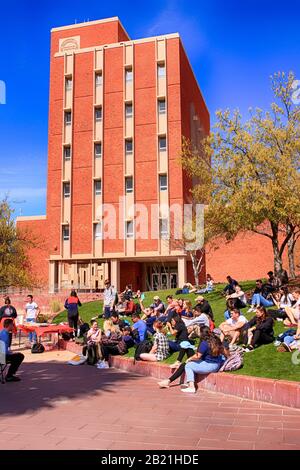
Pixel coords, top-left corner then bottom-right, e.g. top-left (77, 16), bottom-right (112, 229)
top-left (79, 322), bottom-right (90, 337)
top-left (219, 348), bottom-right (244, 372)
top-left (86, 344), bottom-right (98, 365)
top-left (134, 339), bottom-right (153, 362)
top-left (31, 343), bottom-right (45, 354)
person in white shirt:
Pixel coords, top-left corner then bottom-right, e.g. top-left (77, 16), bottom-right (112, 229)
top-left (102, 279), bottom-right (117, 319)
top-left (226, 285), bottom-right (247, 309)
top-left (183, 306), bottom-right (210, 339)
top-left (279, 287), bottom-right (294, 309)
top-left (284, 288), bottom-right (300, 326)
top-left (219, 308), bottom-right (247, 347)
top-left (24, 295), bottom-right (40, 343)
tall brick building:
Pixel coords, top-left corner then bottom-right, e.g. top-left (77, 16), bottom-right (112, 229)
top-left (17, 17), bottom-right (210, 293)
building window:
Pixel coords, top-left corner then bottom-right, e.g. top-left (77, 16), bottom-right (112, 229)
top-left (95, 107), bottom-right (102, 122)
top-left (94, 222), bottom-right (102, 240)
top-left (95, 72), bottom-right (103, 86)
top-left (125, 103), bottom-right (133, 118)
top-left (158, 63), bottom-right (166, 78)
top-left (158, 98), bottom-right (166, 114)
top-left (94, 180), bottom-right (102, 196)
top-left (63, 225), bottom-right (70, 241)
top-left (125, 67), bottom-right (133, 82)
top-left (126, 220), bottom-right (134, 239)
top-left (64, 146), bottom-right (71, 161)
top-left (95, 143), bottom-right (102, 158)
top-left (159, 218), bottom-right (169, 239)
top-left (159, 174), bottom-right (168, 191)
top-left (65, 111), bottom-right (72, 125)
top-left (63, 182), bottom-right (71, 198)
top-left (158, 136), bottom-right (167, 151)
top-left (65, 77), bottom-right (72, 91)
top-left (125, 139), bottom-right (133, 154)
top-left (125, 176), bottom-right (133, 194)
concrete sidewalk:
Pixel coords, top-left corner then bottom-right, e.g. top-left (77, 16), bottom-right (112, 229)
top-left (0, 351), bottom-right (300, 450)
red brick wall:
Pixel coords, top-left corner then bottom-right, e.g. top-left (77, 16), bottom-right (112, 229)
top-left (135, 41), bottom-right (159, 252)
top-left (206, 232), bottom-right (291, 283)
top-left (51, 19), bottom-right (130, 54)
top-left (47, 52), bottom-right (64, 256)
top-left (16, 219), bottom-right (49, 287)
top-left (103, 46), bottom-right (124, 254)
top-left (72, 52), bottom-right (93, 255)
top-left (179, 41), bottom-right (210, 205)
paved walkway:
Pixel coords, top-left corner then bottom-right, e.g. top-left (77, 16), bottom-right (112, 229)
top-left (0, 350), bottom-right (300, 450)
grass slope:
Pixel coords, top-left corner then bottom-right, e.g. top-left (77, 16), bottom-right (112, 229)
top-left (55, 282), bottom-right (300, 382)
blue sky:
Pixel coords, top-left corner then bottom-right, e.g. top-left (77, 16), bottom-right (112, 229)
top-left (0, 0), bottom-right (299, 216)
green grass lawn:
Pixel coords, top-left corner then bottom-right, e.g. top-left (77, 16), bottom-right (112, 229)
top-left (55, 281), bottom-right (300, 382)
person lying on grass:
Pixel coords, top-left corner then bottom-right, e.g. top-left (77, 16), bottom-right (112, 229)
top-left (139, 321), bottom-right (170, 362)
top-left (219, 308), bottom-right (248, 348)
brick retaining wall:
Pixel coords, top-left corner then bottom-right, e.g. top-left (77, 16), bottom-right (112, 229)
top-left (60, 340), bottom-right (300, 409)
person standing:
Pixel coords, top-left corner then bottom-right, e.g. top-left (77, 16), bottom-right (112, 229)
top-left (0, 297), bottom-right (17, 320)
top-left (0, 297), bottom-right (17, 347)
top-left (24, 295), bottom-right (40, 344)
top-left (64, 290), bottom-right (82, 339)
top-left (102, 279), bottom-right (117, 319)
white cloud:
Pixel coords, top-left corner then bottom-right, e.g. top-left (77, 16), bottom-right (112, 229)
top-left (144, 1), bottom-right (207, 57)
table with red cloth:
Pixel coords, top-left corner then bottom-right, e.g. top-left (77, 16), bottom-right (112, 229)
top-left (17, 323), bottom-right (74, 345)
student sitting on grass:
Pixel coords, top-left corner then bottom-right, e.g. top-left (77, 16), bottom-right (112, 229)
top-left (277, 317), bottom-right (300, 352)
top-left (194, 296), bottom-right (214, 321)
top-left (219, 308), bottom-right (248, 348)
top-left (226, 285), bottom-right (247, 310)
top-left (196, 274), bottom-right (214, 294)
top-left (181, 300), bottom-right (193, 318)
top-left (283, 288), bottom-right (300, 327)
top-left (224, 299), bottom-right (236, 320)
top-left (223, 276), bottom-right (238, 295)
top-left (140, 321), bottom-right (169, 362)
top-left (241, 306), bottom-right (274, 352)
top-left (167, 314), bottom-right (189, 348)
top-left (131, 313), bottom-right (148, 344)
top-left (183, 306), bottom-right (210, 339)
top-left (248, 280), bottom-right (275, 312)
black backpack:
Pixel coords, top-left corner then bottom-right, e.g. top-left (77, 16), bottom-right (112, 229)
top-left (86, 344), bottom-right (98, 366)
top-left (31, 343), bottom-right (45, 354)
top-left (134, 339), bottom-right (153, 363)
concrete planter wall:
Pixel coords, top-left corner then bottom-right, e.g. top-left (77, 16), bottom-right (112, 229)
top-left (60, 340), bottom-right (300, 409)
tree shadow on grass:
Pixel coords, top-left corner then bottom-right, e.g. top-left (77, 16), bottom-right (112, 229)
top-left (0, 360), bottom-right (141, 417)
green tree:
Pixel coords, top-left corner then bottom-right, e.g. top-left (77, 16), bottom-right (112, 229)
top-left (0, 199), bottom-right (37, 289)
top-left (182, 72), bottom-right (300, 280)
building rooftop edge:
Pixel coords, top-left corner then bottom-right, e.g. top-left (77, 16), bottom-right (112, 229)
top-left (51, 16), bottom-right (127, 34)
top-left (16, 215), bottom-right (47, 222)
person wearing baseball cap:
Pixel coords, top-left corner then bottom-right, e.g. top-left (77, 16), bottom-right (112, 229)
top-left (194, 295), bottom-right (214, 320)
top-left (150, 296), bottom-right (165, 316)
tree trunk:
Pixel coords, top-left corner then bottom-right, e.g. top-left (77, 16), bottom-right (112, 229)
top-left (288, 234), bottom-right (296, 279)
top-left (270, 222), bottom-right (284, 279)
top-left (190, 252), bottom-right (200, 287)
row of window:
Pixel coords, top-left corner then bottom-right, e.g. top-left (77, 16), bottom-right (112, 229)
top-left (63, 135), bottom-right (166, 163)
top-left (64, 62), bottom-right (166, 92)
top-left (62, 174), bottom-right (168, 198)
top-left (64, 98), bottom-right (166, 127)
top-left (62, 218), bottom-right (169, 242)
